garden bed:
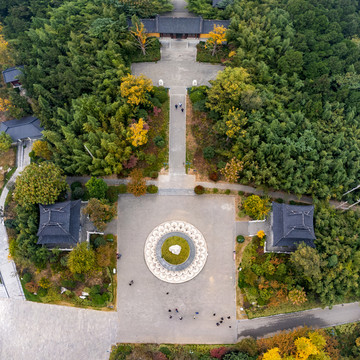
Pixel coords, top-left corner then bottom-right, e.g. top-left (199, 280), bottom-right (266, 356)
top-left (18, 234), bottom-right (118, 310)
top-left (131, 38), bottom-right (161, 63)
top-left (137, 90), bottom-right (169, 176)
top-left (196, 41), bottom-right (229, 63)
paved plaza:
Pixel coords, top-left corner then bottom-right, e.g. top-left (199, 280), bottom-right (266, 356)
top-left (116, 194), bottom-right (237, 343)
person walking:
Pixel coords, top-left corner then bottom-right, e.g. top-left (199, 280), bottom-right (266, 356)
top-left (175, 104), bottom-right (178, 109)
top-left (181, 108), bottom-right (184, 113)
top-left (179, 102), bottom-right (182, 108)
top-left (175, 308), bottom-right (179, 313)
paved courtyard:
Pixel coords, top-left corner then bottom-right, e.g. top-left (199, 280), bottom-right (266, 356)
top-left (132, 39), bottom-right (224, 88)
top-left (116, 194), bottom-right (237, 343)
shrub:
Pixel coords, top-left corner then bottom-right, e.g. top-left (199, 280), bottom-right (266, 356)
top-left (118, 184), bottom-right (127, 194)
top-left (213, 188), bottom-right (218, 194)
top-left (203, 146), bottom-right (215, 160)
top-left (210, 347), bottom-right (228, 359)
top-left (85, 177), bottom-right (108, 200)
top-left (70, 181), bottom-right (82, 192)
top-left (209, 171), bottom-right (219, 181)
top-left (0, 131), bottom-right (13, 154)
top-left (61, 279), bottom-right (77, 289)
top-left (243, 195), bottom-right (270, 220)
top-left (238, 191), bottom-right (245, 196)
top-left (154, 352), bottom-right (168, 360)
top-left (39, 277), bottom-right (51, 289)
top-left (25, 281), bottom-right (38, 293)
top-left (194, 185), bottom-right (205, 195)
top-left (72, 186), bottom-right (85, 200)
top-left (275, 198), bottom-right (284, 203)
top-left (147, 184), bottom-right (158, 194)
top-left (137, 109), bottom-right (148, 120)
top-left (128, 169), bottom-right (146, 197)
top-left (152, 86), bottom-right (168, 103)
top-left (94, 236), bottom-right (106, 248)
top-left (154, 135), bottom-right (165, 148)
top-left (96, 244), bottom-right (113, 267)
top-left (106, 186), bottom-right (120, 203)
top-left (113, 345), bottom-right (132, 358)
top-left (159, 346), bottom-right (171, 357)
top-left (22, 272), bottom-right (32, 283)
top-left (37, 287), bottom-right (48, 297)
top-left (106, 234), bottom-right (115, 242)
top-left (4, 219), bottom-right (16, 229)
top-left (225, 189), bottom-right (231, 195)
top-left (237, 235), bottom-right (245, 243)
top-left (150, 171), bottom-right (159, 179)
top-left (217, 160), bottom-right (226, 169)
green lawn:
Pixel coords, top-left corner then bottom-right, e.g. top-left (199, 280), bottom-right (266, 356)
top-left (161, 236), bottom-right (190, 265)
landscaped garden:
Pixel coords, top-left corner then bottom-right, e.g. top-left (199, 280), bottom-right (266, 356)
top-left (110, 322), bottom-right (359, 359)
top-left (5, 166), bottom-right (119, 309)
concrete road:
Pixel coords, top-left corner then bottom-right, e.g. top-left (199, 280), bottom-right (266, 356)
top-left (237, 302), bottom-right (360, 339)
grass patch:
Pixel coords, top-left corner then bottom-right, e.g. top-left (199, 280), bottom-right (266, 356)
top-left (245, 298), bottom-right (321, 319)
top-left (161, 236), bottom-right (190, 265)
top-left (139, 92), bottom-right (169, 175)
top-left (131, 38), bottom-right (161, 63)
top-left (196, 41), bottom-right (229, 63)
top-left (20, 278), bottom-right (42, 303)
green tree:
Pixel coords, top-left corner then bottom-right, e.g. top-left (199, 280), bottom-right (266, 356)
top-left (290, 244), bottom-right (322, 285)
top-left (14, 162), bottom-right (68, 206)
top-left (85, 177), bottom-right (108, 200)
top-left (0, 131), bottom-right (13, 154)
top-left (82, 198), bottom-right (117, 231)
top-left (67, 242), bottom-right (96, 275)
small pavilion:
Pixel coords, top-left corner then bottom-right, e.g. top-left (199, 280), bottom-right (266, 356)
top-left (37, 200), bottom-right (81, 250)
top-left (265, 202), bottom-right (316, 253)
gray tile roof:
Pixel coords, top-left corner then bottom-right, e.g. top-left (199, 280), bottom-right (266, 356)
top-left (203, 20), bottom-right (230, 34)
top-left (158, 17), bottom-right (202, 34)
top-left (2, 66), bottom-right (24, 84)
top-left (131, 16), bottom-right (230, 34)
top-left (268, 202), bottom-right (316, 252)
top-left (0, 116), bottom-right (43, 142)
top-left (37, 200), bottom-right (81, 248)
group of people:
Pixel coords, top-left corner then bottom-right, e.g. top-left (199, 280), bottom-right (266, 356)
top-left (175, 102), bottom-right (184, 112)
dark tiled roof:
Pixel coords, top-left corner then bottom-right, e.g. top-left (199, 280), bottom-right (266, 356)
top-left (0, 116), bottom-right (43, 142)
top-left (37, 200), bottom-right (81, 247)
top-left (203, 20), bottom-right (230, 34)
top-left (130, 16), bottom-right (230, 34)
top-left (141, 19), bottom-right (157, 33)
top-left (2, 66), bottom-right (24, 84)
top-left (272, 202), bottom-right (316, 249)
top-left (158, 17), bottom-right (202, 34)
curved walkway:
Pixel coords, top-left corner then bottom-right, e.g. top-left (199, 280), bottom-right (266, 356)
top-left (0, 140), bottom-right (34, 300)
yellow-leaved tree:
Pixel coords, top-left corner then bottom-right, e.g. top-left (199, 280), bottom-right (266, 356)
top-left (0, 23), bottom-right (10, 64)
top-left (131, 17), bottom-right (149, 55)
top-left (263, 348), bottom-right (282, 360)
top-left (0, 98), bottom-right (12, 112)
top-left (128, 118), bottom-right (148, 147)
top-left (205, 24), bottom-right (226, 56)
top-left (120, 74), bottom-right (153, 106)
top-left (294, 337), bottom-right (319, 359)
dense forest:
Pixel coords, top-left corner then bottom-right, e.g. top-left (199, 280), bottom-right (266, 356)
top-left (0, 0), bottom-right (170, 176)
top-left (189, 0), bottom-right (360, 200)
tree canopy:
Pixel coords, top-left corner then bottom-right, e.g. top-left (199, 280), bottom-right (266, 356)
top-left (14, 162), bottom-right (68, 206)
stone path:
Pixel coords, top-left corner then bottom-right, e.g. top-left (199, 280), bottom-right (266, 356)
top-left (0, 139), bottom-right (33, 300)
top-left (169, 86), bottom-right (187, 175)
top-left (163, 0), bottom-right (196, 17)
